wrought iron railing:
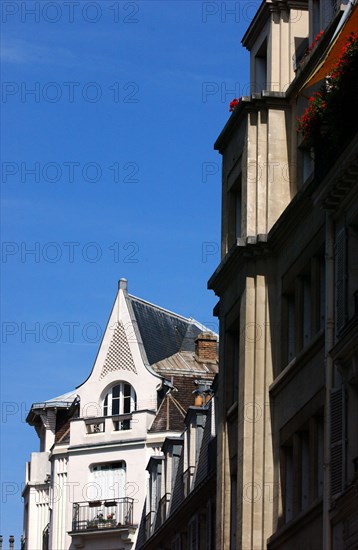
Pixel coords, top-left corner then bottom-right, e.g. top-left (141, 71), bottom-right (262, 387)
top-left (71, 498), bottom-right (134, 532)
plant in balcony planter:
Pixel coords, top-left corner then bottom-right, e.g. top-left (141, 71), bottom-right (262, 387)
top-left (302, 30), bottom-right (324, 63)
top-left (94, 512), bottom-right (116, 528)
top-left (106, 513), bottom-right (116, 527)
top-left (296, 91), bottom-right (327, 146)
top-left (323, 31), bottom-right (358, 142)
top-left (297, 32), bottom-right (358, 148)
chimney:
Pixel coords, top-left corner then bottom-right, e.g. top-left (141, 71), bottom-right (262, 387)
top-left (195, 332), bottom-right (217, 362)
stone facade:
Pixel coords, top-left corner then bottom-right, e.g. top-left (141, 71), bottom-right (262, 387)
top-left (209, 1), bottom-right (358, 549)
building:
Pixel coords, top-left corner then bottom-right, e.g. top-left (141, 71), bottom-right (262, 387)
top-left (208, 1), bottom-right (358, 549)
top-left (22, 279), bottom-right (217, 550)
top-left (136, 366), bottom-right (218, 550)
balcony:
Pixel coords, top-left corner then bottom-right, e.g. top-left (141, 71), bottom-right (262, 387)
top-left (85, 414), bottom-right (133, 434)
top-left (71, 498), bottom-right (134, 533)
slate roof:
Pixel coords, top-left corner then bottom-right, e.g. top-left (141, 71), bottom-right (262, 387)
top-left (151, 350), bottom-right (218, 377)
top-left (128, 294), bottom-right (208, 366)
top-left (27, 390), bottom-right (78, 425)
top-left (33, 390), bottom-right (77, 409)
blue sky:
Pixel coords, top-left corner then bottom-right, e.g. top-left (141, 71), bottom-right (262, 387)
top-left (1, 0), bottom-right (254, 540)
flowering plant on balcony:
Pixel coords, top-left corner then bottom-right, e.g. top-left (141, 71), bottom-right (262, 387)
top-left (304, 30), bottom-right (324, 59)
top-left (326, 31), bottom-right (358, 91)
top-left (297, 32), bottom-right (358, 146)
top-left (296, 91), bottom-right (327, 145)
top-left (229, 97), bottom-right (241, 112)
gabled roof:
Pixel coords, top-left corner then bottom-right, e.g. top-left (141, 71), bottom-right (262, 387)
top-left (127, 293), bottom-right (209, 366)
top-left (149, 375), bottom-right (195, 433)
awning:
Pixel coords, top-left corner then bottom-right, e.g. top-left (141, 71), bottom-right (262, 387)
top-left (302, 1), bottom-right (358, 90)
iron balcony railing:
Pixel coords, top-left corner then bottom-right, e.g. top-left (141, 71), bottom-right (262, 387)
top-left (72, 498), bottom-right (134, 532)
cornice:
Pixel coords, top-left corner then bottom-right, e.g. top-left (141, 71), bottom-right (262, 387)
top-left (214, 92), bottom-right (289, 154)
top-left (207, 234), bottom-right (270, 296)
top-left (242, 0), bottom-right (308, 51)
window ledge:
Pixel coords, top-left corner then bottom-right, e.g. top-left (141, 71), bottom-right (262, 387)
top-left (270, 329), bottom-right (324, 396)
top-left (267, 497), bottom-right (323, 549)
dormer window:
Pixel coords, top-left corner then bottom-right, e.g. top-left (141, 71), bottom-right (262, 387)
top-left (103, 382), bottom-right (137, 416)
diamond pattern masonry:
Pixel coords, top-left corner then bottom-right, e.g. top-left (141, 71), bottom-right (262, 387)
top-left (99, 322), bottom-right (137, 379)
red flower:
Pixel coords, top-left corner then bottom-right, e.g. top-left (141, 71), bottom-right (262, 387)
top-left (229, 98), bottom-right (240, 112)
top-left (297, 32), bottom-right (358, 145)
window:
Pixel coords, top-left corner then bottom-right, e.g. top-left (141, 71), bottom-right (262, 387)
top-left (254, 38), bottom-right (267, 92)
top-left (230, 475), bottom-right (237, 550)
top-left (302, 275), bottom-right (312, 347)
top-left (286, 292), bottom-right (296, 363)
top-left (188, 516), bottom-right (199, 550)
top-left (206, 499), bottom-right (216, 550)
top-left (312, 0), bottom-right (321, 38)
top-left (103, 383), bottom-right (136, 430)
top-left (282, 415), bottom-right (324, 523)
top-left (149, 462), bottom-right (162, 512)
top-left (226, 317), bottom-right (240, 408)
top-left (88, 461), bottom-right (126, 501)
top-left (171, 534), bottom-right (181, 550)
top-left (228, 175), bottom-right (242, 248)
top-left (282, 255), bottom-right (325, 367)
top-left (283, 444), bottom-right (293, 521)
top-left (335, 227), bottom-right (347, 334)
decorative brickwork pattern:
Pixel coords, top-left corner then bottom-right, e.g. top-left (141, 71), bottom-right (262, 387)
top-left (99, 322), bottom-right (137, 379)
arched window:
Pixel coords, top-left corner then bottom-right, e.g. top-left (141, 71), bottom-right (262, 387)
top-left (103, 382), bottom-right (137, 416)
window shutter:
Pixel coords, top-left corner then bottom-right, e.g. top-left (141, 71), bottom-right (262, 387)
top-left (330, 386), bottom-right (346, 497)
top-left (335, 228), bottom-right (347, 334)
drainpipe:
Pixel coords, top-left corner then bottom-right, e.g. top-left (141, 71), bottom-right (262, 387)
top-left (323, 212), bottom-right (334, 550)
